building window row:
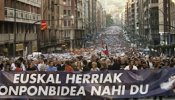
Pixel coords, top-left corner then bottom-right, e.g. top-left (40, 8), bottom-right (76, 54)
top-left (63, 10), bottom-right (71, 16)
top-left (64, 30), bottom-right (70, 38)
top-left (5, 7), bottom-right (41, 21)
top-left (63, 0), bottom-right (71, 6)
top-left (17, 0), bottom-right (41, 7)
top-left (5, 0), bottom-right (41, 14)
top-left (171, 21), bottom-right (175, 28)
top-left (0, 22), bottom-right (37, 34)
top-left (151, 0), bottom-right (158, 3)
top-left (64, 20), bottom-right (72, 27)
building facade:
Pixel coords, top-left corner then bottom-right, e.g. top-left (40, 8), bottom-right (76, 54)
top-left (126, 0), bottom-right (139, 35)
top-left (170, 0), bottom-right (175, 34)
top-left (40, 0), bottom-right (60, 53)
top-left (169, 0), bottom-right (175, 55)
top-left (126, 0), bottom-right (175, 55)
top-left (0, 0), bottom-right (41, 56)
top-left (41, 0), bottom-right (85, 52)
top-left (124, 2), bottom-right (129, 27)
top-left (96, 1), bottom-right (106, 33)
top-left (135, 0), bottom-right (160, 46)
top-left (128, 0), bottom-right (135, 34)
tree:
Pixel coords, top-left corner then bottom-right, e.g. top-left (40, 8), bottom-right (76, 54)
top-left (106, 14), bottom-right (114, 27)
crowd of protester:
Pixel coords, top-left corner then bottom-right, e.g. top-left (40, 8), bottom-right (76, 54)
top-left (1, 52), bottom-right (175, 72)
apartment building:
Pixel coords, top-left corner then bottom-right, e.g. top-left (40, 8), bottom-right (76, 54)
top-left (88, 0), bottom-right (97, 39)
top-left (127, 0), bottom-right (138, 35)
top-left (101, 10), bottom-right (106, 29)
top-left (125, 0), bottom-right (175, 54)
top-left (124, 2), bottom-right (129, 27)
top-left (138, 0), bottom-right (145, 38)
top-left (142, 0), bottom-right (160, 46)
top-left (40, 0), bottom-right (61, 53)
top-left (170, 0), bottom-right (175, 54)
top-left (62, 0), bottom-right (85, 50)
top-left (96, 1), bottom-right (106, 33)
top-left (0, 0), bottom-right (41, 56)
top-left (170, 0), bottom-right (175, 33)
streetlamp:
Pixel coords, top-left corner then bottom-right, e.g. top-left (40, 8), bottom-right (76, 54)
top-left (13, 0), bottom-right (17, 57)
top-left (70, 15), bottom-right (74, 51)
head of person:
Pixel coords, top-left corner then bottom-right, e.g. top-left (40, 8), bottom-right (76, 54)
top-left (76, 61), bottom-right (83, 67)
top-left (101, 62), bottom-right (108, 69)
top-left (15, 61), bottom-right (21, 68)
top-left (106, 59), bottom-right (111, 65)
top-left (141, 61), bottom-right (148, 69)
top-left (91, 55), bottom-right (97, 62)
top-left (4, 62), bottom-right (11, 71)
top-left (49, 61), bottom-right (54, 67)
top-left (27, 61), bottom-right (34, 68)
top-left (164, 60), bottom-right (170, 67)
top-left (92, 62), bottom-right (97, 68)
top-left (65, 60), bottom-right (70, 66)
top-left (83, 60), bottom-right (88, 66)
top-left (129, 60), bottom-right (134, 68)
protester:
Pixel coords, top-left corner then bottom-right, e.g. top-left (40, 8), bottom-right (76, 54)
top-left (14, 61), bottom-right (23, 72)
top-left (109, 57), bottom-right (121, 70)
top-left (55, 60), bottom-right (64, 71)
top-left (124, 60), bottom-right (138, 70)
top-left (100, 62), bottom-right (108, 71)
top-left (147, 56), bottom-right (154, 69)
top-left (3, 61), bottom-right (11, 71)
top-left (47, 61), bottom-right (57, 71)
top-left (82, 60), bottom-right (90, 71)
top-left (64, 60), bottom-right (74, 72)
top-left (74, 61), bottom-right (83, 71)
top-left (91, 62), bottom-right (100, 71)
top-left (88, 54), bottom-right (101, 70)
top-left (0, 61), bottom-right (3, 71)
top-left (37, 59), bottom-right (47, 71)
top-left (26, 61), bottom-right (37, 71)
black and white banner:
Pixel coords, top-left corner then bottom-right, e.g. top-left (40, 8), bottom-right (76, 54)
top-left (0, 68), bottom-right (175, 99)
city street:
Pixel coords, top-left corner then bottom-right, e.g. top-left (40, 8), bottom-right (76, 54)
top-left (95, 26), bottom-right (129, 55)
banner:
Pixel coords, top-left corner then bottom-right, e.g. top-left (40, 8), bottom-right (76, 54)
top-left (1, 68), bottom-right (175, 99)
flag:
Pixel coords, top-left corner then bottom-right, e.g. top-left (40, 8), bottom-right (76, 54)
top-left (40, 20), bottom-right (47, 31)
top-left (102, 44), bottom-right (109, 56)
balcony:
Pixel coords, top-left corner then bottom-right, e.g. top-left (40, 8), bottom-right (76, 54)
top-left (17, 0), bottom-right (41, 7)
top-left (148, 3), bottom-right (158, 8)
top-left (5, 7), bottom-right (41, 24)
top-left (0, 33), bottom-right (37, 44)
top-left (0, 34), bottom-right (11, 44)
top-left (144, 25), bottom-right (149, 29)
top-left (16, 33), bottom-right (37, 42)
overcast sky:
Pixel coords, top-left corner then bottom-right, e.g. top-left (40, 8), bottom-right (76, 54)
top-left (99, 0), bottom-right (127, 18)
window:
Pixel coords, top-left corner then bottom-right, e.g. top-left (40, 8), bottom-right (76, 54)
top-left (51, 1), bottom-right (54, 12)
top-left (68, 10), bottom-right (71, 15)
top-left (64, 20), bottom-right (67, 26)
top-left (68, 20), bottom-right (71, 26)
top-left (78, 11), bottom-right (80, 17)
top-left (48, 0), bottom-right (50, 10)
top-left (151, 0), bottom-right (158, 3)
top-left (64, 10), bottom-right (67, 15)
top-left (63, 0), bottom-right (67, 4)
top-left (68, 0), bottom-right (71, 6)
top-left (5, 9), bottom-right (7, 16)
top-left (52, 16), bottom-right (54, 20)
top-left (4, 0), bottom-right (11, 7)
